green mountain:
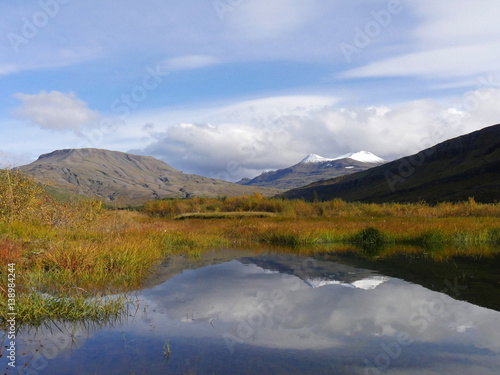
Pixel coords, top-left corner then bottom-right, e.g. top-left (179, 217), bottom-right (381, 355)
top-left (237, 151), bottom-right (385, 190)
top-left (17, 148), bottom-right (281, 205)
top-left (282, 124), bottom-right (500, 203)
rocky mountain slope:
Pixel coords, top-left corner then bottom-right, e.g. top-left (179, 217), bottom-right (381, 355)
top-left (17, 148), bottom-right (281, 205)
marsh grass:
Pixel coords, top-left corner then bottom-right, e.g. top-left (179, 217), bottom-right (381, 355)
top-left (15, 293), bottom-right (129, 326)
top-left (349, 227), bottom-right (389, 257)
top-left (143, 195), bottom-right (500, 219)
top-left (175, 211), bottom-right (276, 219)
top-left (1, 169), bottom-right (499, 326)
top-left (488, 228), bottom-right (500, 245)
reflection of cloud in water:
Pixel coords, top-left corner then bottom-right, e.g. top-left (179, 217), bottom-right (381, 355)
top-left (5, 256), bottom-right (500, 375)
top-left (1, 321), bottom-right (103, 372)
top-left (137, 259), bottom-right (500, 355)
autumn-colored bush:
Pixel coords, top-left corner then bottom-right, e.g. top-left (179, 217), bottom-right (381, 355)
top-left (0, 238), bottom-right (22, 267)
top-left (0, 168), bottom-right (102, 227)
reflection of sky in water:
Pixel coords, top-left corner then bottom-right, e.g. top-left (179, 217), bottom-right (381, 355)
top-left (4, 255), bottom-right (500, 375)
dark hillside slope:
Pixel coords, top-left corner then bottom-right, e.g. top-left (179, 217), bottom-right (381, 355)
top-left (282, 124), bottom-right (500, 203)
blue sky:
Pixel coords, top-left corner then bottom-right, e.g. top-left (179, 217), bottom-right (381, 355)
top-left (1, 0), bottom-right (500, 180)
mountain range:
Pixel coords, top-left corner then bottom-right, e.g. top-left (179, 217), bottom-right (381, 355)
top-left (14, 124), bottom-right (500, 205)
top-left (282, 123), bottom-right (500, 203)
top-left (237, 151), bottom-right (385, 189)
top-left (16, 148), bottom-right (281, 205)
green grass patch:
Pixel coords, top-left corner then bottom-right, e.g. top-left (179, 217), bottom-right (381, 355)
top-left (488, 228), bottom-right (500, 245)
top-left (14, 292), bottom-right (130, 327)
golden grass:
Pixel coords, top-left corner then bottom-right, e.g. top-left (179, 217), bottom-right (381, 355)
top-left (1, 169), bottom-right (499, 326)
top-left (143, 195), bottom-right (500, 218)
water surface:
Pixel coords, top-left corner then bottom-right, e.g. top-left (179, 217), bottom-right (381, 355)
top-left (3, 249), bottom-right (500, 374)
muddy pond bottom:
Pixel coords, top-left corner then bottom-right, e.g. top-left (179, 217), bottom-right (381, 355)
top-left (4, 249), bottom-right (500, 374)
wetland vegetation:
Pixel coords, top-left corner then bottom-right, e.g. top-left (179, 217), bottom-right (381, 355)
top-left (1, 169), bottom-right (499, 326)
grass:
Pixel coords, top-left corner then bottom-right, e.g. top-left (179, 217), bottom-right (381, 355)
top-left (175, 211), bottom-right (276, 219)
top-left (143, 195), bottom-right (500, 219)
top-left (1, 168), bottom-right (499, 326)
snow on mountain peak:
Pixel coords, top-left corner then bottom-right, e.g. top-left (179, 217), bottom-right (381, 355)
top-left (333, 151), bottom-right (385, 164)
top-left (300, 151), bottom-right (385, 164)
top-left (300, 154), bottom-right (333, 163)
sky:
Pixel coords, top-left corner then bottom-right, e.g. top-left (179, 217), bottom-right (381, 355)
top-left (1, 0), bottom-right (500, 181)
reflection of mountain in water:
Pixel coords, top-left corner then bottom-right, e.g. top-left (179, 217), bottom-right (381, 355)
top-left (304, 276), bottom-right (389, 290)
top-left (239, 255), bottom-right (388, 290)
top-left (144, 250), bottom-right (390, 292)
top-left (143, 248), bottom-right (500, 313)
top-left (326, 252), bottom-right (500, 313)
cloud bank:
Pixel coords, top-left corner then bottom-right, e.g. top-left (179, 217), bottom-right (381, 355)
top-left (139, 89), bottom-right (500, 180)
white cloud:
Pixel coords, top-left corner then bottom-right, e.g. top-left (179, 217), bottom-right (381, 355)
top-left (161, 55), bottom-right (221, 71)
top-left (140, 90), bottom-right (500, 180)
top-left (139, 258), bottom-right (500, 356)
top-left (13, 91), bottom-right (99, 132)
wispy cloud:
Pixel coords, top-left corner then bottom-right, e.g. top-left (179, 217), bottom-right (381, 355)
top-left (161, 55), bottom-right (221, 71)
top-left (2, 0), bottom-right (499, 177)
top-left (0, 46), bottom-right (103, 77)
top-left (0, 64), bottom-right (19, 76)
top-left (339, 44), bottom-right (500, 79)
top-left (225, 0), bottom-right (320, 39)
top-left (339, 1), bottom-right (500, 82)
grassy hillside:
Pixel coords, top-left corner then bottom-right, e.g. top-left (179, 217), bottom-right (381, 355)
top-left (282, 124), bottom-right (500, 203)
top-left (16, 148), bottom-right (281, 206)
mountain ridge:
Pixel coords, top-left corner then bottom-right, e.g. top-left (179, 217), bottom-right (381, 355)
top-left (300, 151), bottom-right (385, 164)
top-left (281, 124), bottom-right (500, 203)
top-left (17, 148), bottom-right (282, 205)
top-left (237, 151), bottom-right (386, 190)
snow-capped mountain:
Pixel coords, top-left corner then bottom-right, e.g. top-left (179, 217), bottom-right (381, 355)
top-left (300, 151), bottom-right (385, 164)
top-left (237, 151), bottom-right (387, 190)
top-left (300, 154), bottom-right (334, 164)
top-left (282, 124), bottom-right (500, 203)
